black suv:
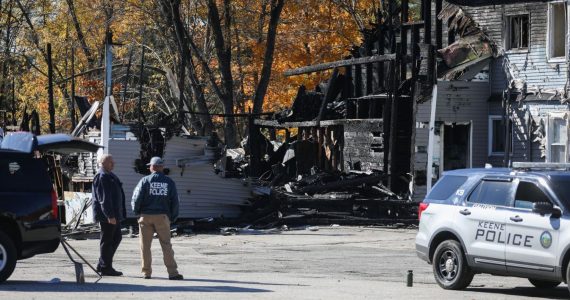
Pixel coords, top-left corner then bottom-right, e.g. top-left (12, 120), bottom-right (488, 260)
top-left (0, 132), bottom-right (99, 282)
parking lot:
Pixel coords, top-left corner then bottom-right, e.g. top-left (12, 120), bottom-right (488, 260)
top-left (0, 226), bottom-right (567, 299)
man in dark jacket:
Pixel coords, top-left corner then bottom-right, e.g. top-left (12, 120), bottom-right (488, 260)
top-left (132, 156), bottom-right (183, 280)
top-left (92, 154), bottom-right (126, 276)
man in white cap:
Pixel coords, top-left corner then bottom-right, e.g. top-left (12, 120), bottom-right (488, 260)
top-left (132, 156), bottom-right (183, 280)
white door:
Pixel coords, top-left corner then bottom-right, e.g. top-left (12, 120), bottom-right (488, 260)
top-left (457, 178), bottom-right (513, 272)
top-left (505, 179), bottom-right (560, 279)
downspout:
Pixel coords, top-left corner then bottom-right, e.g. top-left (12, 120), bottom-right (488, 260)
top-left (426, 84), bottom-right (438, 193)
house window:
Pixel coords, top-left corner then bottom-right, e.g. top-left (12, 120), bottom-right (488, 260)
top-left (505, 14), bottom-right (529, 51)
top-left (548, 2), bottom-right (567, 60)
top-left (547, 114), bottom-right (568, 162)
top-left (488, 116), bottom-right (512, 156)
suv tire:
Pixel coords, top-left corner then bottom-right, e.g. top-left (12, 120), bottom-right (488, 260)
top-left (432, 240), bottom-right (474, 290)
top-left (528, 279), bottom-right (560, 289)
top-left (0, 230), bottom-right (17, 283)
top-left (566, 263), bottom-right (570, 294)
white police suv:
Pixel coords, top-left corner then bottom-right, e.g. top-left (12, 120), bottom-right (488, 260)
top-left (416, 162), bottom-right (570, 293)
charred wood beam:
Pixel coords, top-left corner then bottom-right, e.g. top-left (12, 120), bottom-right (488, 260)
top-left (296, 174), bottom-right (387, 194)
top-left (400, 0), bottom-right (408, 82)
top-left (284, 54), bottom-right (396, 76)
top-left (317, 67), bottom-right (339, 123)
top-left (423, 0), bottom-right (431, 44)
top-left (435, 0), bottom-right (443, 50)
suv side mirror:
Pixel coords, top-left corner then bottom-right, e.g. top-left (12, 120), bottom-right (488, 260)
top-left (533, 202), bottom-right (562, 218)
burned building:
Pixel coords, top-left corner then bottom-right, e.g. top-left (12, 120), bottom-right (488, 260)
top-left (413, 0), bottom-right (570, 200)
top-left (243, 0), bottom-right (444, 223)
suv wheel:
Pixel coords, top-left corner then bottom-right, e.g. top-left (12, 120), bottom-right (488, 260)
top-left (0, 231), bottom-right (17, 283)
top-left (432, 240), bottom-right (474, 290)
top-left (528, 279), bottom-right (560, 289)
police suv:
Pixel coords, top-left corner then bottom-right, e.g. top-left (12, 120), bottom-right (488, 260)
top-left (416, 162), bottom-right (570, 293)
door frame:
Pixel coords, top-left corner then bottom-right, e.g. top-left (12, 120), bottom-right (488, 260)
top-left (440, 121), bottom-right (473, 176)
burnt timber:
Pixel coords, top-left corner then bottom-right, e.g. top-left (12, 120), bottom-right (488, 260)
top-left (247, 0), bottom-right (441, 222)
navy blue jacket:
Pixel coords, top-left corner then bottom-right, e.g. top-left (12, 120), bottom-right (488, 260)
top-left (92, 169), bottom-right (126, 223)
top-left (131, 172), bottom-right (179, 222)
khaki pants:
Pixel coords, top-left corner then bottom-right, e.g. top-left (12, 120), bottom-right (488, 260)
top-left (138, 214), bottom-right (179, 277)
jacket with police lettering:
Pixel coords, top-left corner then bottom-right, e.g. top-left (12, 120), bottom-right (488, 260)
top-left (131, 172), bottom-right (179, 222)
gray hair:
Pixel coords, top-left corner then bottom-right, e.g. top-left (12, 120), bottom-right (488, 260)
top-left (98, 154), bottom-right (113, 165)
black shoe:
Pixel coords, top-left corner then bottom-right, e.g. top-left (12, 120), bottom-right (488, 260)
top-left (100, 268), bottom-right (123, 276)
top-left (169, 274), bottom-right (183, 280)
top-left (143, 275), bottom-right (151, 279)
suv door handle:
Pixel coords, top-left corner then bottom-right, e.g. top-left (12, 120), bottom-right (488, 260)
top-left (510, 216), bottom-right (523, 222)
top-left (459, 209), bottom-right (471, 216)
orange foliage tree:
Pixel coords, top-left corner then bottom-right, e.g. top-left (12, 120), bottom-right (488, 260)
top-left (1, 0), bottom-right (381, 139)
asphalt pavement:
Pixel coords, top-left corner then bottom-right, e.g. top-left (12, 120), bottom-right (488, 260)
top-left (0, 226), bottom-right (567, 299)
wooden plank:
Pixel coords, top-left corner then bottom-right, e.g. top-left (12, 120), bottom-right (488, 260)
top-left (317, 68), bottom-right (340, 123)
top-left (284, 54), bottom-right (396, 76)
top-left (254, 118), bottom-right (383, 128)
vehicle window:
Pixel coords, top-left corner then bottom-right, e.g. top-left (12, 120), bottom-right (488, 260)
top-left (0, 155), bottom-right (51, 192)
top-left (427, 175), bottom-right (468, 200)
top-left (549, 175), bottom-right (570, 208)
top-left (514, 181), bottom-right (550, 209)
top-left (468, 180), bottom-right (512, 206)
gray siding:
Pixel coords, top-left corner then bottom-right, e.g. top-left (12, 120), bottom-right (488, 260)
top-left (487, 101), bottom-right (505, 167)
top-left (413, 80), bottom-right (490, 201)
top-left (108, 140), bottom-right (144, 218)
top-left (463, 2), bottom-right (568, 92)
top-left (107, 136), bottom-right (251, 219)
top-left (163, 136), bottom-right (251, 219)
top-left (519, 102), bottom-right (570, 162)
top-left (490, 57), bottom-right (508, 95)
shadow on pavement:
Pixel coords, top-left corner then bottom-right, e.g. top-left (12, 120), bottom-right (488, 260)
top-left (184, 278), bottom-right (309, 287)
top-left (0, 281), bottom-right (273, 293)
top-left (465, 286), bottom-right (568, 299)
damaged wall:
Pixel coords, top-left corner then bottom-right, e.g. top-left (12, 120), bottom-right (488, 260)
top-left (164, 136), bottom-right (250, 219)
top-left (343, 121), bottom-right (383, 172)
top-left (413, 80), bottom-right (490, 201)
top-left (518, 102), bottom-right (570, 161)
top-left (463, 2), bottom-right (568, 92)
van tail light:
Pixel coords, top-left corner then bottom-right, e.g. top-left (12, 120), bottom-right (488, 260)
top-left (51, 188), bottom-right (59, 220)
top-left (418, 203), bottom-right (429, 220)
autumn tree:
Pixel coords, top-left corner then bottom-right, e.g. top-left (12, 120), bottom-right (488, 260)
top-left (0, 0), bottom-right (385, 144)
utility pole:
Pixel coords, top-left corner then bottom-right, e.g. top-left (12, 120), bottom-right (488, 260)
top-left (137, 45), bottom-right (145, 124)
top-left (47, 43), bottom-right (55, 134)
top-left (99, 31), bottom-right (113, 158)
top-left (11, 77), bottom-right (15, 125)
top-left (70, 46), bottom-right (76, 129)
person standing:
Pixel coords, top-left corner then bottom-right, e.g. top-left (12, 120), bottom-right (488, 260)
top-left (132, 156), bottom-right (183, 280)
top-left (92, 154), bottom-right (126, 276)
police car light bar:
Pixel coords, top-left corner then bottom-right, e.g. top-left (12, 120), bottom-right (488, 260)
top-left (512, 162), bottom-right (570, 170)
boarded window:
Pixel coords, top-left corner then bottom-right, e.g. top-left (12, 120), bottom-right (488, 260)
top-left (547, 114), bottom-right (568, 163)
top-left (549, 3), bottom-right (567, 59)
top-left (505, 15), bottom-right (529, 50)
